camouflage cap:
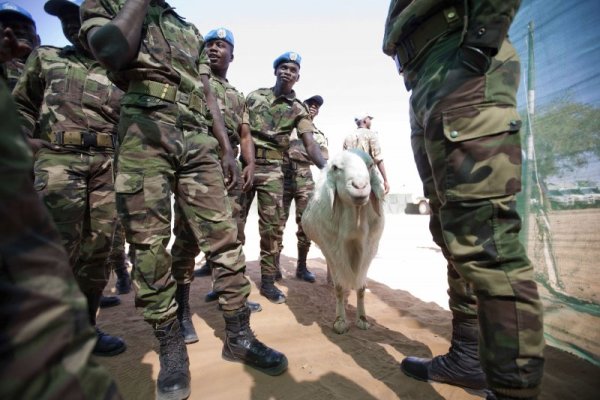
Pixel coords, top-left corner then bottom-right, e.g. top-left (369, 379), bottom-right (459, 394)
top-left (0, 2), bottom-right (35, 26)
top-left (304, 95), bottom-right (324, 107)
top-left (205, 27), bottom-right (234, 48)
top-left (44, 0), bottom-right (83, 16)
top-left (273, 51), bottom-right (301, 69)
top-left (354, 113), bottom-right (374, 125)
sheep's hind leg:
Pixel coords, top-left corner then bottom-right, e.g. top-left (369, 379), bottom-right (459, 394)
top-left (355, 286), bottom-right (370, 330)
top-left (333, 284), bottom-right (349, 334)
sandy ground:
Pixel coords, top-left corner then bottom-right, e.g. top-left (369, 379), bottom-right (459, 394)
top-left (97, 212), bottom-right (600, 400)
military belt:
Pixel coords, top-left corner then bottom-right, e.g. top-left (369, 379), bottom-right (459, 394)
top-left (286, 160), bottom-right (310, 170)
top-left (395, 3), bottom-right (464, 71)
top-left (128, 80), bottom-right (205, 114)
top-left (51, 131), bottom-right (115, 149)
top-left (255, 148), bottom-right (283, 160)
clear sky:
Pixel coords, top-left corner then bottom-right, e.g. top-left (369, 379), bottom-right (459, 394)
top-left (14, 0), bottom-right (423, 194)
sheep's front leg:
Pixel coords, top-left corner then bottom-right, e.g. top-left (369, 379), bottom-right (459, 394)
top-left (355, 286), bottom-right (370, 330)
top-left (333, 284), bottom-right (349, 334)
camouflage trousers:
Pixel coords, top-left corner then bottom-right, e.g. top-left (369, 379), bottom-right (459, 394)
top-left (241, 161), bottom-right (284, 277)
top-left (278, 162), bottom-right (315, 252)
top-left (171, 160), bottom-right (245, 284)
top-left (0, 81), bottom-right (120, 400)
top-left (33, 148), bottom-right (116, 296)
top-left (115, 104), bottom-right (249, 322)
top-left (405, 33), bottom-right (544, 398)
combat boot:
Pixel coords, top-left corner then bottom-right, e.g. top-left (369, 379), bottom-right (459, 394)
top-left (295, 245), bottom-right (315, 283)
top-left (86, 292), bottom-right (126, 357)
top-left (99, 294), bottom-right (121, 308)
top-left (400, 317), bottom-right (486, 390)
top-left (175, 283), bottom-right (198, 344)
top-left (114, 252), bottom-right (132, 295)
top-left (274, 253), bottom-right (282, 281)
top-left (193, 260), bottom-right (211, 277)
top-left (154, 319), bottom-right (191, 400)
top-left (259, 275), bottom-right (286, 304)
top-left (222, 306), bottom-right (288, 376)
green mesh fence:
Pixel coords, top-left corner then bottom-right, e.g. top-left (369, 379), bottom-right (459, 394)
top-left (511, 0), bottom-right (600, 365)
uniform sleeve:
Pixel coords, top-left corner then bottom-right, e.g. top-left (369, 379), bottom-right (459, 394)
top-left (79, 0), bottom-right (117, 52)
top-left (369, 132), bottom-right (384, 163)
top-left (314, 130), bottom-right (329, 160)
top-left (463, 0), bottom-right (522, 53)
top-left (12, 49), bottom-right (44, 138)
top-left (241, 103), bottom-right (250, 125)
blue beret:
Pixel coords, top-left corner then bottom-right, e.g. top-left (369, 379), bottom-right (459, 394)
top-left (44, 0), bottom-right (83, 16)
top-left (0, 2), bottom-right (35, 25)
top-left (273, 51), bottom-right (301, 69)
top-left (205, 27), bottom-right (234, 48)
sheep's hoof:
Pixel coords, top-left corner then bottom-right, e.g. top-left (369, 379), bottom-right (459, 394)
top-left (333, 317), bottom-right (349, 334)
top-left (355, 316), bottom-right (370, 330)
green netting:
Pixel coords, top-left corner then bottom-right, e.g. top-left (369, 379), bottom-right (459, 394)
top-left (511, 0), bottom-right (600, 365)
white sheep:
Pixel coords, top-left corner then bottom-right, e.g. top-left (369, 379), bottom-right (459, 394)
top-left (302, 149), bottom-right (385, 334)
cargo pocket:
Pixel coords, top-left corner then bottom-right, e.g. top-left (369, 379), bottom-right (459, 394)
top-left (114, 172), bottom-right (148, 243)
top-left (442, 103), bottom-right (523, 200)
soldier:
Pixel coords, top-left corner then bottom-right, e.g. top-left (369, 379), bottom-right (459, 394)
top-left (0, 22), bottom-right (122, 400)
top-left (276, 94), bottom-right (329, 283)
top-left (12, 0), bottom-right (126, 357)
top-left (0, 2), bottom-right (40, 90)
top-left (383, 1), bottom-right (545, 400)
top-left (80, 2), bottom-right (288, 398)
top-left (343, 113), bottom-right (390, 194)
top-left (170, 27), bottom-right (261, 345)
top-left (244, 52), bottom-right (327, 304)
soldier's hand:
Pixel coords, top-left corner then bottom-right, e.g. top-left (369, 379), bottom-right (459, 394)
top-left (221, 153), bottom-right (239, 191)
top-left (241, 164), bottom-right (255, 192)
top-left (27, 138), bottom-right (51, 155)
top-left (0, 27), bottom-right (32, 63)
top-left (459, 45), bottom-right (492, 75)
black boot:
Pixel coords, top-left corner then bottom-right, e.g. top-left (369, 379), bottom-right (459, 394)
top-left (274, 253), bottom-right (282, 281)
top-left (193, 260), bottom-right (211, 277)
top-left (295, 245), bottom-right (315, 283)
top-left (222, 306), bottom-right (288, 376)
top-left (114, 253), bottom-right (132, 295)
top-left (86, 292), bottom-right (127, 357)
top-left (259, 275), bottom-right (286, 304)
top-left (99, 295), bottom-right (121, 308)
top-left (400, 317), bottom-right (486, 390)
top-left (154, 319), bottom-right (191, 400)
top-left (175, 283), bottom-right (198, 344)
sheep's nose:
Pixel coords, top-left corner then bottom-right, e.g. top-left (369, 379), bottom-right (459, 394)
top-left (352, 180), bottom-right (368, 190)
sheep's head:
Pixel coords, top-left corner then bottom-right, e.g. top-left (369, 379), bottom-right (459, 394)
top-left (327, 149), bottom-right (383, 208)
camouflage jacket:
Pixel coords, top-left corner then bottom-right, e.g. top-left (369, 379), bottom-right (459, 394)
top-left (79, 0), bottom-right (211, 93)
top-left (210, 74), bottom-right (248, 147)
top-left (343, 128), bottom-right (383, 163)
top-left (12, 45), bottom-right (122, 142)
top-left (383, 0), bottom-right (522, 56)
top-left (287, 127), bottom-right (328, 164)
top-left (246, 87), bottom-right (315, 154)
top-left (2, 59), bottom-right (25, 91)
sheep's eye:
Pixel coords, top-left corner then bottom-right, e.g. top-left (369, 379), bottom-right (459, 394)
top-left (332, 165), bottom-right (340, 171)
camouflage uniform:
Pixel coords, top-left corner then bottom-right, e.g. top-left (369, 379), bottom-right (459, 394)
top-left (3, 59), bottom-right (25, 91)
top-left (244, 88), bottom-right (316, 278)
top-left (13, 45), bottom-right (122, 298)
top-left (384, 0), bottom-right (544, 398)
top-left (0, 79), bottom-right (121, 400)
top-left (80, 0), bottom-right (249, 322)
top-left (277, 128), bottom-right (328, 254)
top-left (171, 73), bottom-right (249, 284)
top-left (342, 127), bottom-right (383, 164)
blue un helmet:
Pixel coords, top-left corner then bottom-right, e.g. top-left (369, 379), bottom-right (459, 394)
top-left (0, 2), bottom-right (36, 26)
top-left (273, 51), bottom-right (301, 70)
top-left (44, 0), bottom-right (83, 16)
top-left (204, 27), bottom-right (234, 48)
